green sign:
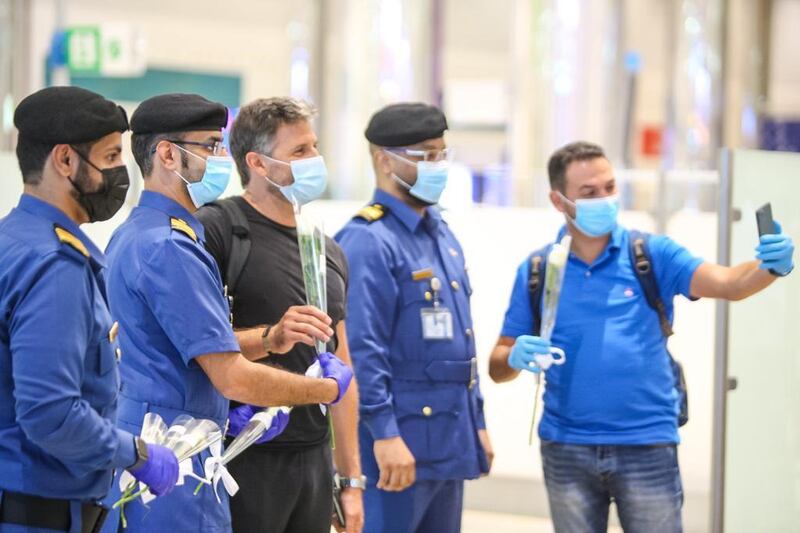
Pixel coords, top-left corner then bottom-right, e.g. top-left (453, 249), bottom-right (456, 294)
top-left (66, 26), bottom-right (102, 74)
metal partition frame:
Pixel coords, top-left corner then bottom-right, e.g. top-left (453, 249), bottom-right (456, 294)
top-left (710, 148), bottom-right (733, 533)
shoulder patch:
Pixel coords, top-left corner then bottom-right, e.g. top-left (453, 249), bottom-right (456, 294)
top-left (354, 203), bottom-right (386, 223)
top-left (170, 217), bottom-right (197, 242)
top-left (54, 225), bottom-right (89, 258)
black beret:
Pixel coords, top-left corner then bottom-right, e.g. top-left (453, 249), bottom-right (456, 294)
top-left (14, 86), bottom-right (128, 144)
top-left (130, 93), bottom-right (228, 135)
top-left (365, 102), bottom-right (448, 147)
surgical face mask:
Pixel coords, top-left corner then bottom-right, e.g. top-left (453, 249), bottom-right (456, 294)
top-left (558, 191), bottom-right (619, 237)
top-left (385, 150), bottom-right (450, 205)
top-left (173, 144), bottom-right (233, 208)
top-left (261, 154), bottom-right (328, 207)
top-left (69, 148), bottom-right (130, 222)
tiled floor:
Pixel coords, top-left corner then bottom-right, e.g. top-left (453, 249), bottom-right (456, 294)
top-left (331, 510), bottom-right (624, 532)
top-left (462, 509), bottom-right (624, 532)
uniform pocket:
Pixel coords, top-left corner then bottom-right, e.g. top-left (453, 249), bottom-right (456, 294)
top-left (399, 280), bottom-right (430, 307)
top-left (97, 338), bottom-right (118, 376)
top-left (394, 387), bottom-right (469, 463)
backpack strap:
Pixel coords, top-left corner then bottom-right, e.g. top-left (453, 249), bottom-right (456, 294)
top-left (527, 245), bottom-right (552, 336)
top-left (628, 230), bottom-right (673, 338)
top-left (215, 198), bottom-right (252, 298)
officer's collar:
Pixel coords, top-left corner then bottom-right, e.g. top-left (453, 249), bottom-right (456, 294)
top-left (556, 223), bottom-right (625, 252)
top-left (373, 189), bottom-right (440, 233)
top-left (139, 190), bottom-right (206, 242)
top-left (17, 193), bottom-right (106, 264)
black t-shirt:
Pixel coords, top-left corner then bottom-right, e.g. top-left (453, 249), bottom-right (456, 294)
top-left (196, 196), bottom-right (349, 449)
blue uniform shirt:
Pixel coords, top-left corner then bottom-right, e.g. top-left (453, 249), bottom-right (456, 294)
top-left (102, 191), bottom-right (239, 532)
top-left (0, 195), bottom-right (134, 500)
top-left (336, 189), bottom-right (488, 481)
top-left (501, 225), bottom-right (703, 445)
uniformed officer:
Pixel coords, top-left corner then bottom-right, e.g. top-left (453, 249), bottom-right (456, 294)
top-left (100, 93), bottom-right (353, 533)
top-left (0, 87), bottom-right (179, 533)
top-left (335, 103), bottom-right (493, 533)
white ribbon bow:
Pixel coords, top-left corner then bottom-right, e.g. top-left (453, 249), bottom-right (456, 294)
top-left (532, 346), bottom-right (567, 371)
top-left (203, 439), bottom-right (239, 503)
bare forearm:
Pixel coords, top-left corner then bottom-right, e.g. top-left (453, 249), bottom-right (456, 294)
top-left (691, 261), bottom-right (776, 301)
top-left (332, 377), bottom-right (361, 476)
top-left (234, 327), bottom-right (269, 361)
top-left (331, 322), bottom-right (361, 477)
top-left (198, 352), bottom-right (337, 406)
top-left (725, 261), bottom-right (776, 300)
top-left (489, 343), bottom-right (519, 383)
top-left (230, 362), bottom-right (337, 406)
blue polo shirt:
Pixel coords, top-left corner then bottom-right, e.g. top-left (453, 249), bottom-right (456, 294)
top-left (501, 225), bottom-right (703, 445)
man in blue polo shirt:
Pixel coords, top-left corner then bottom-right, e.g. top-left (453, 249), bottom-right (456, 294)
top-left (489, 141), bottom-right (794, 533)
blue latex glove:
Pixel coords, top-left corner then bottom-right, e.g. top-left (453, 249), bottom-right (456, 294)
top-left (129, 443), bottom-right (179, 497)
top-left (508, 335), bottom-right (551, 373)
top-left (227, 405), bottom-right (290, 444)
top-left (756, 221), bottom-right (794, 276)
top-left (318, 351), bottom-right (354, 404)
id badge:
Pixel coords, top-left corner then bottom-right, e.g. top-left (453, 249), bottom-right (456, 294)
top-left (421, 307), bottom-right (454, 340)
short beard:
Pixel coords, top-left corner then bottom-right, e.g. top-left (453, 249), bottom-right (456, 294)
top-left (73, 160), bottom-right (100, 195)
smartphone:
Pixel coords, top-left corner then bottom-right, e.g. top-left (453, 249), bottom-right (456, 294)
top-left (756, 203), bottom-right (776, 237)
top-left (332, 485), bottom-right (346, 529)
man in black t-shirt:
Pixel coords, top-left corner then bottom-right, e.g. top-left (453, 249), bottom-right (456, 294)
top-left (197, 97), bottom-right (363, 533)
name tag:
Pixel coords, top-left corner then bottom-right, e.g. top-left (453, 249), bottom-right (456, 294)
top-left (421, 307), bottom-right (454, 340)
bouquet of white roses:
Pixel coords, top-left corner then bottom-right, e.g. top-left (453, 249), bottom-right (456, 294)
top-left (114, 414), bottom-right (222, 524)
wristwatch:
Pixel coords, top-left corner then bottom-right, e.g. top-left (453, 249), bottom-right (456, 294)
top-left (261, 325), bottom-right (273, 354)
top-left (335, 473), bottom-right (367, 490)
top-left (131, 437), bottom-right (148, 470)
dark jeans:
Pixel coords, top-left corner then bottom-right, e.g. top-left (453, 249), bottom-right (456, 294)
top-left (227, 444), bottom-right (333, 533)
top-left (541, 441), bottom-right (683, 533)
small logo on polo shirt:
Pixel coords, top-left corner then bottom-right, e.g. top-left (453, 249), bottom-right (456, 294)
top-left (624, 287), bottom-right (635, 298)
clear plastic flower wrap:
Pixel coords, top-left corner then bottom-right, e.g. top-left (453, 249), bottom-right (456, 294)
top-left (114, 414), bottom-right (222, 524)
top-left (200, 406), bottom-right (293, 502)
top-left (295, 206), bottom-right (336, 446)
top-left (529, 234), bottom-right (572, 444)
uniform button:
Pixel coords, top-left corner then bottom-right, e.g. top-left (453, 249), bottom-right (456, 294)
top-left (585, 271), bottom-right (591, 278)
top-left (115, 348), bottom-right (122, 362)
top-left (422, 406), bottom-right (433, 416)
top-left (451, 280), bottom-right (460, 291)
top-left (465, 328), bottom-right (473, 337)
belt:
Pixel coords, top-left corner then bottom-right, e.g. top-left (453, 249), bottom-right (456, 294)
top-left (117, 394), bottom-right (226, 428)
top-left (0, 491), bottom-right (108, 533)
top-left (392, 357), bottom-right (478, 389)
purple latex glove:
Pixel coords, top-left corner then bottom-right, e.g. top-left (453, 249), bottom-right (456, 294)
top-left (318, 351), bottom-right (354, 404)
top-left (129, 443), bottom-right (179, 497)
top-left (227, 404), bottom-right (291, 444)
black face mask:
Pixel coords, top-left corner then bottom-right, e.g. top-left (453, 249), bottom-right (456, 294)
top-left (69, 148), bottom-right (130, 222)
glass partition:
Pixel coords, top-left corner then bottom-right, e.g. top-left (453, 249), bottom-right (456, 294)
top-left (714, 149), bottom-right (800, 532)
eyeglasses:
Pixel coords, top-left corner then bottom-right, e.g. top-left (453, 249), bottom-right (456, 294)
top-left (387, 147), bottom-right (452, 162)
top-left (168, 140), bottom-right (227, 156)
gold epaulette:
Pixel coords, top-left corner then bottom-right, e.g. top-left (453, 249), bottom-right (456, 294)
top-left (170, 217), bottom-right (197, 242)
top-left (54, 226), bottom-right (89, 258)
top-left (355, 203), bottom-right (386, 223)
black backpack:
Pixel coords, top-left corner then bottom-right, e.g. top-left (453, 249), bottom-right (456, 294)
top-left (527, 230), bottom-right (689, 427)
top-left (205, 198), bottom-right (252, 321)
